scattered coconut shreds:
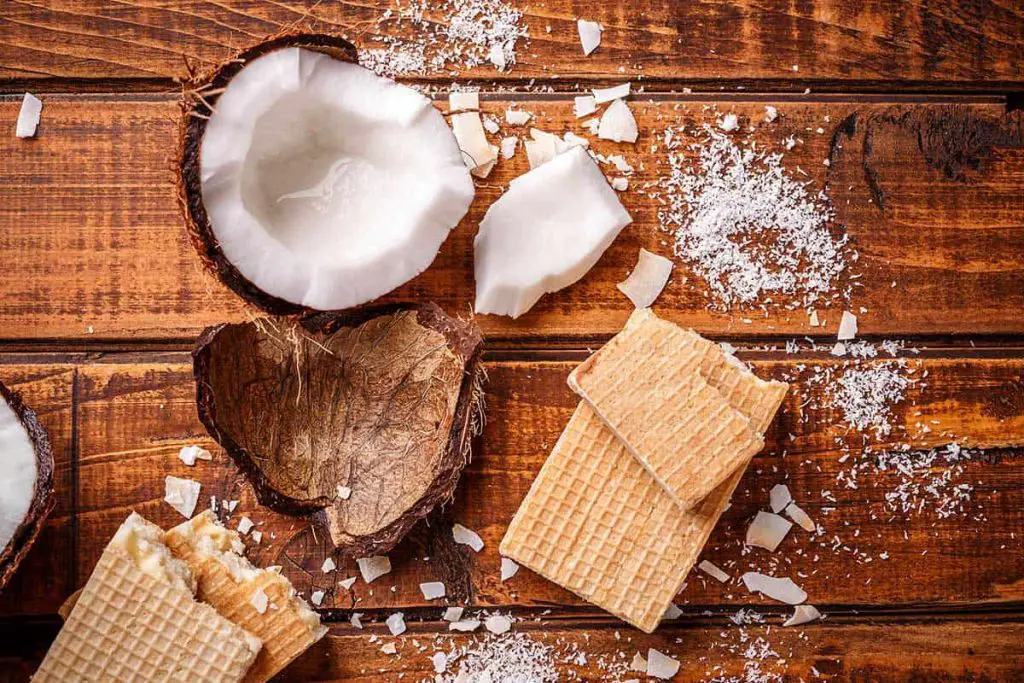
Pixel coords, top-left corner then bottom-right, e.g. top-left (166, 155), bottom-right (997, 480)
top-left (15, 93), bottom-right (42, 138)
top-left (321, 557), bottom-right (336, 573)
top-left (769, 483), bottom-right (793, 513)
top-left (718, 112), bottom-right (739, 132)
top-left (505, 109), bottom-right (532, 126)
top-left (485, 614), bottom-right (513, 634)
top-left (577, 19), bottom-right (603, 55)
top-left (617, 248), bottom-right (673, 308)
top-left (829, 362), bottom-right (912, 438)
top-left (177, 444), bottom-right (212, 466)
top-left (659, 126), bottom-right (849, 310)
top-left (838, 310), bottom-right (859, 340)
top-left (647, 648), bottom-right (681, 680)
top-left (357, 555), bottom-right (392, 583)
top-left (785, 502), bottom-right (816, 532)
top-left (746, 510), bottom-right (793, 551)
top-left (249, 588), bottom-right (269, 615)
top-left (574, 95), bottom-right (598, 118)
top-left (387, 611), bottom-right (407, 636)
top-left (598, 99), bottom-right (639, 143)
top-left (784, 604), bottom-right (823, 627)
top-left (449, 91), bottom-right (479, 113)
top-left (381, 642), bottom-right (397, 655)
top-left (432, 651), bottom-right (448, 673)
top-left (592, 82), bottom-right (630, 104)
top-left (310, 590), bottom-right (325, 606)
top-left (237, 516), bottom-right (254, 536)
top-left (163, 476), bottom-right (201, 519)
top-left (338, 576), bottom-right (357, 590)
top-left (452, 523), bottom-right (485, 552)
top-left (742, 572), bottom-right (808, 605)
top-left (438, 632), bottom-right (559, 682)
top-left (350, 612), bottom-right (363, 629)
top-left (443, 606), bottom-right (465, 622)
top-left (697, 559), bottom-right (731, 583)
top-left (336, 485), bottom-right (352, 500)
top-left (630, 651), bottom-right (647, 672)
top-left (500, 136), bottom-right (518, 160)
top-left (449, 619), bottom-right (482, 632)
top-left (764, 105), bottom-right (778, 123)
top-left (420, 581), bottom-right (447, 600)
top-left (662, 603), bottom-right (683, 620)
top-left (500, 557), bottom-right (520, 582)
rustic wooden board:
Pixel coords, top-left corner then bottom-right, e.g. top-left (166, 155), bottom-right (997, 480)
top-left (35, 352), bottom-right (1017, 622)
top-left (1, 1), bottom-right (1022, 88)
top-left (1, 96), bottom-right (1022, 341)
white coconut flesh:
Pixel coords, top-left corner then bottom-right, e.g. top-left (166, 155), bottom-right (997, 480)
top-left (0, 395), bottom-right (38, 555)
top-left (200, 47), bottom-right (474, 310)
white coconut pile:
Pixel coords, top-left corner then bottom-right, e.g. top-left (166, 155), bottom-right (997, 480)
top-left (360, 0), bottom-right (529, 77)
top-left (656, 126), bottom-right (851, 310)
top-left (827, 361), bottom-right (916, 439)
top-left (432, 632), bottom-right (560, 682)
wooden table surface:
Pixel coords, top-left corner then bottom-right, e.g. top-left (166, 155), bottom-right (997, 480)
top-left (1, 2), bottom-right (1024, 681)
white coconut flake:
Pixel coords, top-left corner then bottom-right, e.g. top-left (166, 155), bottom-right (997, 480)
top-left (449, 91), bottom-right (480, 113)
top-left (380, 642), bottom-right (397, 655)
top-left (249, 588), bottom-right (269, 614)
top-left (452, 523), bottom-right (485, 552)
top-left (646, 648), bottom-right (680, 679)
top-left (485, 614), bottom-right (512, 634)
top-left (697, 559), bottom-right (731, 583)
top-left (630, 652), bottom-right (647, 672)
top-left (443, 606), bottom-right (465, 622)
top-left (500, 557), bottom-right (520, 581)
top-left (746, 510), bottom-right (793, 551)
top-left (592, 82), bottom-right (630, 104)
top-left (321, 557), bottom-right (337, 573)
top-left (838, 310), bottom-right (858, 340)
top-left (357, 555), bottom-right (392, 583)
top-left (785, 502), bottom-right (816, 532)
top-left (432, 651), bottom-right (448, 673)
top-left (449, 619), bottom-right (482, 632)
top-left (764, 105), bottom-right (778, 123)
top-left (310, 590), bottom-right (325, 606)
top-left (574, 95), bottom-right (597, 118)
top-left (769, 483), bottom-right (792, 513)
top-left (420, 581), bottom-right (446, 600)
top-left (611, 177), bottom-right (629, 192)
top-left (177, 445), bottom-right (212, 466)
top-left (338, 576), bottom-right (357, 590)
top-left (741, 572), bottom-right (807, 605)
top-left (350, 612), bottom-right (363, 628)
top-left (617, 248), bottom-right (673, 308)
top-left (452, 110), bottom-right (499, 176)
top-left (15, 93), bottom-right (42, 138)
top-left (563, 131), bottom-right (590, 149)
top-left (164, 476), bottom-right (201, 519)
top-left (663, 603), bottom-right (683, 620)
top-left (505, 109), bottom-right (532, 126)
top-left (387, 611), bottom-right (407, 636)
top-left (524, 134), bottom-right (559, 169)
top-left (237, 516), bottom-right (254, 535)
top-left (500, 136), bottom-right (518, 160)
top-left (336, 485), bottom-right (352, 500)
top-left (598, 99), bottom-right (638, 143)
top-left (784, 604), bottom-right (822, 627)
top-left (577, 19), bottom-right (603, 55)
top-left (250, 530), bottom-right (262, 544)
top-left (718, 112), bottom-right (739, 132)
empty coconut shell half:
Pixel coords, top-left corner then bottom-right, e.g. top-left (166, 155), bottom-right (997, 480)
top-left (193, 304), bottom-right (484, 557)
top-left (179, 33), bottom-right (474, 316)
top-left (0, 381), bottom-right (56, 590)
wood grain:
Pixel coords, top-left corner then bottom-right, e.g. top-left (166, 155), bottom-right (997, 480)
top-left (1, 1), bottom-right (1022, 88)
top-left (46, 352), bottom-right (1022, 621)
top-left (1, 96), bottom-right (1021, 342)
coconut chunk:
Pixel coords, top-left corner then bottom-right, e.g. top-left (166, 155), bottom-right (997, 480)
top-left (357, 555), bottom-right (392, 583)
top-left (178, 445), bottom-right (212, 466)
top-left (420, 581), bottom-right (446, 600)
top-left (574, 95), bottom-right (597, 118)
top-left (249, 588), bottom-right (269, 614)
top-left (770, 483), bottom-right (792, 513)
top-left (449, 619), bottom-right (481, 632)
top-left (592, 82), bottom-right (630, 104)
top-left (630, 652), bottom-right (647, 672)
top-left (484, 614), bottom-right (512, 634)
top-left (443, 606), bottom-right (464, 622)
top-left (237, 516), bottom-right (254, 535)
top-left (452, 523), bottom-right (484, 552)
top-left (500, 557), bottom-right (520, 581)
top-left (505, 109), bottom-right (532, 126)
top-left (500, 136), bottom-right (518, 160)
top-left (338, 576), bottom-right (357, 590)
top-left (524, 135), bottom-right (559, 169)
top-left (475, 147), bottom-right (632, 318)
top-left (784, 604), bottom-right (822, 627)
top-left (386, 611), bottom-right (406, 636)
top-left (482, 116), bottom-right (500, 135)
top-left (563, 131), bottom-right (590, 149)
top-left (697, 560), bottom-right (731, 583)
top-left (449, 91), bottom-right (479, 113)
top-left (617, 248), bottom-right (673, 308)
top-left (432, 651), bottom-right (448, 673)
top-left (164, 476), bottom-right (201, 519)
top-left (611, 177), bottom-right (629, 192)
top-left (577, 19), bottom-right (603, 55)
top-left (838, 311), bottom-right (858, 340)
top-left (15, 93), bottom-right (42, 139)
top-left (452, 111), bottom-right (499, 174)
top-left (647, 648), bottom-right (680, 679)
top-left (598, 99), bottom-right (638, 143)
top-left (321, 557), bottom-right (336, 573)
top-left (741, 572), bottom-right (807, 605)
top-left (785, 502), bottom-right (816, 532)
top-left (746, 510), bottom-right (793, 551)
top-left (195, 49), bottom-right (473, 311)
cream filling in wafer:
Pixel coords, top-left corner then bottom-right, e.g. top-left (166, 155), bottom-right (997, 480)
top-left (110, 512), bottom-right (196, 594)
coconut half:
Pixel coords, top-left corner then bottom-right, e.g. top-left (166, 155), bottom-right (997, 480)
top-left (193, 304), bottom-right (484, 557)
top-left (0, 381), bottom-right (55, 590)
top-left (180, 35), bottom-right (474, 315)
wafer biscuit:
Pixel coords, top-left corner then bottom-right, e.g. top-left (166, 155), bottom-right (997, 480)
top-left (166, 512), bottom-right (328, 683)
top-left (35, 512), bottom-right (261, 682)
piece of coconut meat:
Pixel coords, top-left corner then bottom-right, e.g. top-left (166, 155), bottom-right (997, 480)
top-left (198, 47), bottom-right (473, 311)
top-left (474, 146), bottom-right (632, 317)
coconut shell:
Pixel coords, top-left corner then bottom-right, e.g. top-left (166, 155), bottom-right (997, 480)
top-left (177, 32), bottom-right (360, 317)
top-left (0, 381), bottom-right (56, 591)
top-left (193, 304), bottom-right (484, 558)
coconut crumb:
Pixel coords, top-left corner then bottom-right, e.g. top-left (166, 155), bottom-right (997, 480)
top-left (452, 523), bottom-right (485, 552)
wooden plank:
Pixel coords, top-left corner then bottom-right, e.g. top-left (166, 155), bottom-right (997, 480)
top-left (71, 352), bottom-right (1024, 617)
top-left (1, 96), bottom-right (1022, 341)
top-left (1, 1), bottom-right (1022, 87)
top-left (0, 364), bottom-right (74, 617)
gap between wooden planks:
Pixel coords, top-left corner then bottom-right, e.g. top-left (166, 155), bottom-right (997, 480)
top-left (2, 351), bottom-right (1022, 620)
top-left (0, 96), bottom-right (1021, 341)
top-left (0, 1), bottom-right (1021, 88)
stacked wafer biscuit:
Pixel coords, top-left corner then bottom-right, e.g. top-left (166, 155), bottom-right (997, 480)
top-left (35, 511), bottom-right (326, 682)
top-left (501, 309), bottom-right (788, 632)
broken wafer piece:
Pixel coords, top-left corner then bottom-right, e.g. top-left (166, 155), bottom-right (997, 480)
top-left (165, 511), bottom-right (327, 683)
top-left (569, 310), bottom-right (766, 508)
top-left (35, 512), bottom-right (261, 682)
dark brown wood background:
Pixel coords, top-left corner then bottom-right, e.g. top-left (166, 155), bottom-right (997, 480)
top-left (1, 2), bottom-right (1023, 681)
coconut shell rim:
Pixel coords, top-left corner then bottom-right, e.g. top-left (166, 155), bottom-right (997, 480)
top-left (0, 381), bottom-right (56, 591)
top-left (192, 303), bottom-right (484, 558)
top-left (177, 32), bottom-right (362, 318)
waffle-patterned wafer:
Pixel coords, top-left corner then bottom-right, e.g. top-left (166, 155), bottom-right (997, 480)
top-left (166, 512), bottom-right (328, 683)
top-left (34, 513), bottom-right (261, 682)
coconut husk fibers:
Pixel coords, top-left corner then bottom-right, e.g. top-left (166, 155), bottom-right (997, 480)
top-left (194, 304), bottom-right (484, 558)
top-left (177, 32), bottom-right (360, 317)
top-left (0, 381), bottom-right (56, 590)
